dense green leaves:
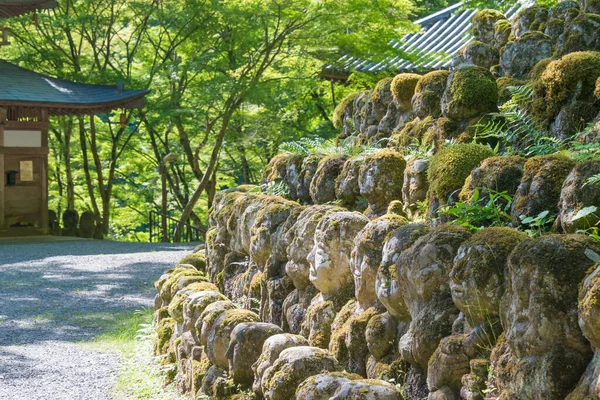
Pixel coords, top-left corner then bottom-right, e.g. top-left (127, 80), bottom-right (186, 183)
top-left (0, 0), bottom-right (418, 240)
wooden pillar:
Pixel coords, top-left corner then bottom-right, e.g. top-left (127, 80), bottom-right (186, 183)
top-left (0, 107), bottom-right (5, 231)
top-left (40, 109), bottom-right (49, 234)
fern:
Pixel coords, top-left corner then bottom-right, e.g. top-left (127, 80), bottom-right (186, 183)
top-left (261, 180), bottom-right (290, 197)
top-left (584, 173), bottom-right (600, 187)
top-left (280, 136), bottom-right (383, 158)
top-left (473, 85), bottom-right (558, 156)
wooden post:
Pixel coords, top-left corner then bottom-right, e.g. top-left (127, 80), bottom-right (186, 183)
top-left (161, 163), bottom-right (168, 242)
top-left (0, 107), bottom-right (5, 231)
top-left (40, 109), bottom-right (49, 234)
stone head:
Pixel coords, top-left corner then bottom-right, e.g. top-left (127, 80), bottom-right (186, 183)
top-left (501, 235), bottom-right (600, 357)
top-left (376, 223), bottom-right (430, 319)
top-left (450, 227), bottom-right (526, 325)
top-left (285, 206), bottom-right (339, 290)
top-left (308, 211), bottom-right (369, 295)
top-left (351, 215), bottom-right (407, 310)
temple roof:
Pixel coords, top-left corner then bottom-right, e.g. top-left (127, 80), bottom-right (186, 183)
top-left (322, 2), bottom-right (519, 79)
top-left (0, 0), bottom-right (55, 18)
top-left (0, 59), bottom-right (149, 115)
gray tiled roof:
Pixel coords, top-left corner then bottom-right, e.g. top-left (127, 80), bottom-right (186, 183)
top-left (0, 59), bottom-right (149, 111)
top-left (325, 2), bottom-right (519, 75)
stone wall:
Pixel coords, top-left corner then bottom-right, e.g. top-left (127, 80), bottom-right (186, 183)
top-left (153, 3), bottom-right (600, 399)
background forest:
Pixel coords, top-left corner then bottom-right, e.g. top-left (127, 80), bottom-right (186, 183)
top-left (0, 0), bottom-right (457, 241)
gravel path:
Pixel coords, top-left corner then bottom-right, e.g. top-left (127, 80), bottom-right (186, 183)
top-left (0, 237), bottom-right (194, 400)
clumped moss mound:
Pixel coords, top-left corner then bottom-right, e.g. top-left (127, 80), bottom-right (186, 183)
top-left (427, 144), bottom-right (495, 208)
top-left (442, 66), bottom-right (498, 120)
top-left (532, 51), bottom-right (600, 125)
top-left (333, 93), bottom-right (358, 129)
top-left (390, 73), bottom-right (421, 109)
top-left (177, 251), bottom-right (206, 272)
top-left (370, 77), bottom-right (393, 104)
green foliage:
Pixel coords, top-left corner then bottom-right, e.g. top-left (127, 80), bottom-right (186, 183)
top-left (573, 206), bottom-right (600, 241)
top-left (261, 181), bottom-right (290, 197)
top-left (474, 85), bottom-right (561, 156)
top-left (1, 0), bottom-right (418, 240)
top-left (439, 188), bottom-right (513, 231)
top-left (280, 137), bottom-right (382, 157)
top-left (518, 210), bottom-right (555, 237)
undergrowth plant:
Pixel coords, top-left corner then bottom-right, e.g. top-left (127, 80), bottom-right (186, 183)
top-left (474, 85), bottom-right (600, 161)
top-left (260, 180), bottom-right (290, 197)
top-left (280, 137), bottom-right (382, 157)
top-left (439, 188), bottom-right (513, 231)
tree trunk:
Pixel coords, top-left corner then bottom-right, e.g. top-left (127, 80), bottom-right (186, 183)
top-left (173, 97), bottom-right (241, 242)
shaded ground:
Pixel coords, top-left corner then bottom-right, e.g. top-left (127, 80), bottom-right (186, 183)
top-left (0, 238), bottom-right (193, 400)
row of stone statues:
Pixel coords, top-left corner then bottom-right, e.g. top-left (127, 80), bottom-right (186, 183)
top-left (154, 185), bottom-right (600, 398)
top-left (327, 3), bottom-right (600, 147)
top-left (48, 209), bottom-right (101, 239)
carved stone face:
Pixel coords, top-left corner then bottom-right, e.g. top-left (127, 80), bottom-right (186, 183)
top-left (580, 264), bottom-right (600, 349)
top-left (307, 212), bottom-right (369, 295)
top-left (285, 206), bottom-right (337, 290)
top-left (450, 228), bottom-right (526, 325)
top-left (376, 224), bottom-right (430, 320)
top-left (396, 226), bottom-right (471, 368)
top-left (501, 235), bottom-right (600, 358)
top-left (351, 216), bottom-right (407, 310)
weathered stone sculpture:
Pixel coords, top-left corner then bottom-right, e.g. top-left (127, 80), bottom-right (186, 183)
top-left (261, 346), bottom-right (340, 400)
top-left (252, 333), bottom-right (309, 396)
top-left (282, 205), bottom-right (340, 334)
top-left (62, 209), bottom-right (79, 237)
top-left (566, 262), bottom-right (600, 399)
top-left (301, 211), bottom-right (369, 348)
top-left (459, 155), bottom-right (526, 203)
top-left (396, 226), bottom-right (471, 394)
top-left (310, 155), bottom-right (348, 204)
top-left (556, 161), bottom-right (600, 233)
top-left (359, 151), bottom-right (406, 218)
top-left (427, 227), bottom-right (526, 399)
top-left (510, 154), bottom-right (575, 224)
top-left (226, 322), bottom-right (282, 388)
top-left (402, 158), bottom-right (429, 219)
top-left (489, 234), bottom-right (600, 398)
top-left (426, 144), bottom-right (494, 220)
top-left (328, 215), bottom-right (406, 375)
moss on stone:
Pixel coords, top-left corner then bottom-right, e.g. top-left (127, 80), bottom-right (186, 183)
top-left (156, 317), bottom-right (176, 355)
top-left (443, 66), bottom-right (498, 120)
top-left (311, 154), bottom-right (349, 204)
top-left (512, 155), bottom-right (575, 218)
top-left (177, 252), bottom-right (207, 272)
top-left (370, 77), bottom-right (393, 104)
top-left (427, 144), bottom-right (495, 206)
top-left (459, 155), bottom-right (526, 202)
top-left (333, 93), bottom-right (359, 129)
top-left (497, 77), bottom-right (525, 103)
top-left (185, 281), bottom-right (219, 294)
top-left (454, 227), bottom-right (527, 288)
top-left (532, 51), bottom-right (600, 125)
top-left (387, 200), bottom-right (405, 216)
top-left (221, 309), bottom-right (259, 327)
top-left (473, 9), bottom-right (506, 27)
top-left (390, 73), bottom-right (421, 107)
top-left (394, 115), bottom-right (434, 147)
top-left (495, 18), bottom-right (511, 34)
top-left (415, 70), bottom-right (450, 94)
top-left (249, 271), bottom-right (264, 299)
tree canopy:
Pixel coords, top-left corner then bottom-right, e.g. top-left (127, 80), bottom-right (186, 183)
top-left (0, 0), bottom-right (429, 241)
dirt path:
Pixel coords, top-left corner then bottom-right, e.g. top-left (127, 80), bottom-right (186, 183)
top-left (0, 238), bottom-right (193, 400)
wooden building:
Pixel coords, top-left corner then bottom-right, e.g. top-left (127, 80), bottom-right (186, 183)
top-left (0, 1), bottom-right (148, 237)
